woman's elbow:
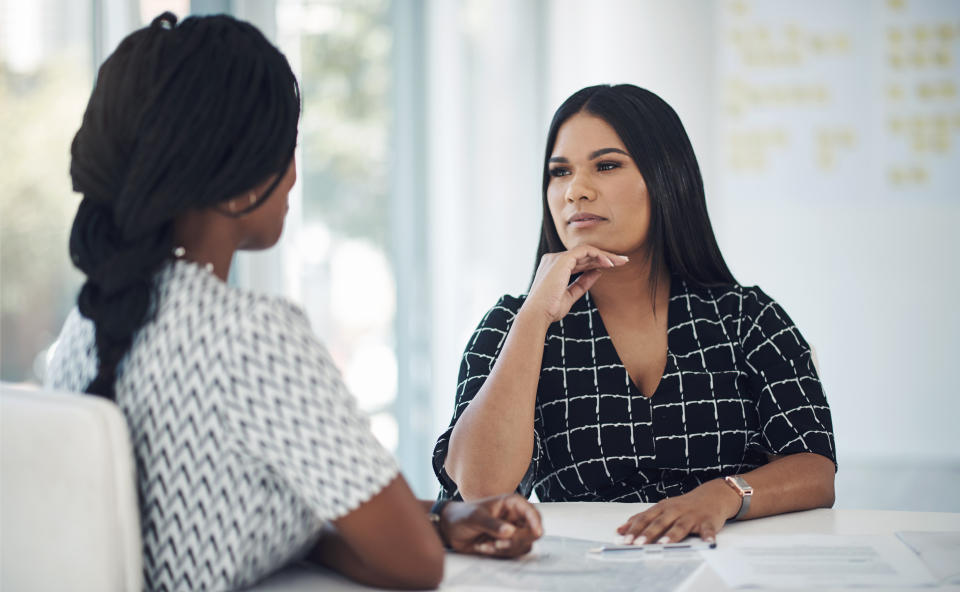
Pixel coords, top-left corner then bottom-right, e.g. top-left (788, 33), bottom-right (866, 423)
top-left (418, 542), bottom-right (446, 589)
top-left (394, 555), bottom-right (444, 590)
top-left (452, 469), bottom-right (519, 501)
top-left (816, 458), bottom-right (837, 508)
top-left (445, 452), bottom-right (525, 500)
top-left (821, 472), bottom-right (836, 508)
top-left (386, 536), bottom-right (445, 589)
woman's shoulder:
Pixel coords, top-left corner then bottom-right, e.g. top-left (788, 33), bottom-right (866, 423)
top-left (160, 259), bottom-right (308, 329)
top-left (676, 278), bottom-right (777, 319)
top-left (735, 284), bottom-right (784, 324)
top-left (475, 293), bottom-right (527, 329)
top-left (44, 307), bottom-right (97, 392)
top-left (494, 293), bottom-right (527, 313)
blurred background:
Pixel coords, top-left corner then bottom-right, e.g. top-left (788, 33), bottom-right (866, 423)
top-left (1, 0), bottom-right (957, 510)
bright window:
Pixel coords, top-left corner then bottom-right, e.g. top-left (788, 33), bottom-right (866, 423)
top-left (0, 1), bottom-right (91, 383)
top-left (274, 0), bottom-right (401, 453)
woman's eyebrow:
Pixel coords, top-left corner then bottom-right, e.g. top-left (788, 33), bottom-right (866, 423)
top-left (589, 147), bottom-right (629, 159)
top-left (549, 148), bottom-right (629, 163)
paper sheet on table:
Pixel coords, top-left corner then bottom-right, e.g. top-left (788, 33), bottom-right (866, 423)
top-left (703, 534), bottom-right (937, 589)
top-left (444, 536), bottom-right (703, 592)
top-left (896, 531), bottom-right (960, 584)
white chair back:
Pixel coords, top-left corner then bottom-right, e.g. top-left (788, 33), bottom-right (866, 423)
top-left (0, 383), bottom-right (142, 592)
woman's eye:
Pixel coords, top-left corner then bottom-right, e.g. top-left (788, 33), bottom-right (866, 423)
top-left (549, 167), bottom-right (570, 177)
top-left (597, 161), bottom-right (621, 172)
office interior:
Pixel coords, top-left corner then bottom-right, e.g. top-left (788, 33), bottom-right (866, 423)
top-left (1, 0), bottom-right (958, 512)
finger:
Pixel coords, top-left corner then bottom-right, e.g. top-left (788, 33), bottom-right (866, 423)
top-left (494, 538), bottom-right (535, 558)
top-left (616, 515), bottom-right (639, 536)
top-left (570, 256), bottom-right (607, 274)
top-left (501, 496), bottom-right (543, 537)
top-left (616, 507), bottom-right (654, 533)
top-left (569, 243), bottom-right (625, 261)
top-left (570, 255), bottom-right (621, 275)
top-left (659, 520), bottom-right (694, 545)
top-left (699, 522), bottom-right (717, 544)
top-left (473, 540), bottom-right (497, 555)
top-left (490, 529), bottom-right (538, 558)
top-left (470, 509), bottom-right (517, 539)
top-left (637, 512), bottom-right (678, 545)
top-left (569, 246), bottom-right (629, 270)
top-left (565, 269), bottom-right (602, 303)
top-left (618, 508), bottom-right (657, 538)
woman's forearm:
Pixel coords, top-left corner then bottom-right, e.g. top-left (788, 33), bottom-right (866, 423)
top-left (445, 307), bottom-right (551, 499)
top-left (309, 476), bottom-right (445, 590)
top-left (728, 452), bottom-right (836, 520)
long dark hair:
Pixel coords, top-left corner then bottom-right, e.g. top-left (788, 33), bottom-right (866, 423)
top-left (69, 12), bottom-right (300, 399)
top-left (533, 84), bottom-right (735, 299)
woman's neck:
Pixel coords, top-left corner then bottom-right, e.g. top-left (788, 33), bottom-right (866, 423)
top-left (172, 210), bottom-right (238, 282)
top-left (588, 254), bottom-right (670, 319)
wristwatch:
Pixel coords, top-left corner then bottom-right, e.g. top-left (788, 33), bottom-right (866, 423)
top-left (723, 475), bottom-right (753, 521)
top-left (428, 498), bottom-right (452, 548)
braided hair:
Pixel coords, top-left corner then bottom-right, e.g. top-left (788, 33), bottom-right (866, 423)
top-left (69, 12), bottom-right (300, 399)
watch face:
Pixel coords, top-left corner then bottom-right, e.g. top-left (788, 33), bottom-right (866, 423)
top-left (726, 475), bottom-right (753, 495)
top-left (731, 476), bottom-right (753, 494)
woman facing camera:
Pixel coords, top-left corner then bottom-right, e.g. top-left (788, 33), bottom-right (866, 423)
top-left (46, 13), bottom-right (540, 591)
top-left (435, 84), bottom-right (836, 545)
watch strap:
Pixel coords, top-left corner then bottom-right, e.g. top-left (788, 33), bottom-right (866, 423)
top-left (723, 475), bottom-right (753, 521)
top-left (428, 498), bottom-right (452, 548)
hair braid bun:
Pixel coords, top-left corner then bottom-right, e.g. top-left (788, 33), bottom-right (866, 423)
top-left (68, 12), bottom-right (300, 399)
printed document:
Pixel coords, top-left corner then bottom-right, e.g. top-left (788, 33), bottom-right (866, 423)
top-left (896, 531), bottom-right (960, 584)
top-left (703, 534), bottom-right (936, 588)
top-left (444, 536), bottom-right (703, 592)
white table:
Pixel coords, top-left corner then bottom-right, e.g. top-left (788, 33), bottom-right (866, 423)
top-left (256, 502), bottom-right (960, 591)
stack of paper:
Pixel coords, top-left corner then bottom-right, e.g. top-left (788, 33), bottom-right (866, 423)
top-left (702, 534), bottom-right (937, 588)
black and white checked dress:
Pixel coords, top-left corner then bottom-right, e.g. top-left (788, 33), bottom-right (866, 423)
top-left (46, 260), bottom-right (398, 591)
top-left (433, 277), bottom-right (836, 503)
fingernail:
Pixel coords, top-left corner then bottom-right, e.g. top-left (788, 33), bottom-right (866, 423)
top-left (499, 523), bottom-right (516, 536)
top-left (657, 536), bottom-right (670, 544)
top-left (495, 540), bottom-right (511, 550)
top-left (632, 535), bottom-right (646, 546)
top-left (606, 256), bottom-right (615, 267)
top-left (477, 543), bottom-right (494, 553)
top-left (704, 536), bottom-right (715, 543)
top-left (619, 255), bottom-right (629, 261)
top-left (623, 534), bottom-right (635, 545)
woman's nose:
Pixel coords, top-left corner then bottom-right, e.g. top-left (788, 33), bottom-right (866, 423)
top-left (565, 178), bottom-right (597, 203)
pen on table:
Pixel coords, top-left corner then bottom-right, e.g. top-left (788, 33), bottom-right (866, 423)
top-left (588, 540), bottom-right (717, 553)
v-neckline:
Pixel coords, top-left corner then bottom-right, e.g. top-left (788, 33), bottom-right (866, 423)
top-left (585, 277), bottom-right (679, 400)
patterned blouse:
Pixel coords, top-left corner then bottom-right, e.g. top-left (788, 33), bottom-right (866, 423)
top-left (46, 260), bottom-right (398, 591)
top-left (433, 277), bottom-right (836, 503)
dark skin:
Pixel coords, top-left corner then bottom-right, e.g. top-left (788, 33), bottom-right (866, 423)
top-left (309, 476), bottom-right (542, 589)
top-left (176, 160), bottom-right (543, 589)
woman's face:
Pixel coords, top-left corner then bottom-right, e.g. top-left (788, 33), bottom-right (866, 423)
top-left (240, 156), bottom-right (297, 250)
top-left (547, 113), bottom-right (651, 257)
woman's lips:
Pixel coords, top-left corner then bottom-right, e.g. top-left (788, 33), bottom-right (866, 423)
top-left (568, 214), bottom-right (607, 229)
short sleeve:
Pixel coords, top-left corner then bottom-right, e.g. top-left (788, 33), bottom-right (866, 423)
top-left (432, 296), bottom-right (544, 500)
top-left (221, 297), bottom-right (399, 522)
top-left (738, 287), bottom-right (837, 468)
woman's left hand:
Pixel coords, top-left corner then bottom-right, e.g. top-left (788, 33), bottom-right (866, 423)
top-left (616, 479), bottom-right (741, 545)
top-left (440, 493), bottom-right (543, 558)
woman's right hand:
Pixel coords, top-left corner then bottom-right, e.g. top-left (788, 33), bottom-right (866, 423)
top-left (440, 494), bottom-right (543, 558)
top-left (523, 244), bottom-right (629, 325)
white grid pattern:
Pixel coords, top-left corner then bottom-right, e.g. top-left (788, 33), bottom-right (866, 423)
top-left (433, 279), bottom-right (836, 503)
